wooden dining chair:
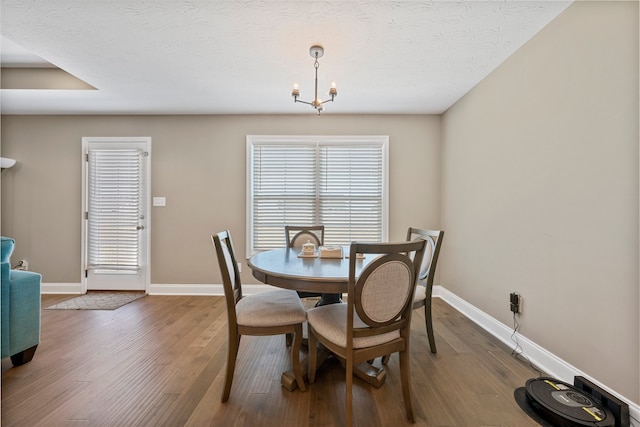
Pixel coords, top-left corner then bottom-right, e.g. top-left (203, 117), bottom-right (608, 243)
top-left (407, 227), bottom-right (444, 354)
top-left (211, 230), bottom-right (307, 402)
top-left (307, 240), bottom-right (427, 426)
top-left (382, 227), bottom-right (444, 364)
top-left (284, 225), bottom-right (329, 301)
top-left (285, 224), bottom-right (324, 249)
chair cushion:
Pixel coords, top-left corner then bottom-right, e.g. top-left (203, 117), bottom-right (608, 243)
top-left (307, 303), bottom-right (400, 349)
top-left (360, 260), bottom-right (411, 323)
top-left (236, 289), bottom-right (306, 327)
top-left (413, 284), bottom-right (427, 303)
top-left (291, 232), bottom-right (321, 249)
top-left (412, 236), bottom-right (434, 280)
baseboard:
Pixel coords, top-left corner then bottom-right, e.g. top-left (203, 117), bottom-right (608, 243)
top-left (41, 283), bottom-right (83, 294)
top-left (435, 285), bottom-right (640, 425)
top-left (146, 283), bottom-right (276, 296)
top-left (41, 282), bottom-right (276, 296)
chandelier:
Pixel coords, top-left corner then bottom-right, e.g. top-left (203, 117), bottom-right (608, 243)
top-left (291, 45), bottom-right (337, 115)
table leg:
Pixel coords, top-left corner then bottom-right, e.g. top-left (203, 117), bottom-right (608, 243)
top-left (281, 343), bottom-right (387, 391)
top-left (353, 361), bottom-right (387, 387)
top-left (317, 293), bottom-right (342, 305)
top-left (281, 344), bottom-right (331, 391)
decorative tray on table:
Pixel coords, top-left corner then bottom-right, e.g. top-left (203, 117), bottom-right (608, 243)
top-left (297, 252), bottom-right (319, 258)
top-left (345, 252), bottom-right (366, 259)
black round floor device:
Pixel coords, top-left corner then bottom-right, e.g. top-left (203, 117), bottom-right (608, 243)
top-left (521, 377), bottom-right (615, 427)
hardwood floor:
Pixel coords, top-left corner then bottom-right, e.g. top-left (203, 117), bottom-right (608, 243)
top-left (2, 294), bottom-right (541, 426)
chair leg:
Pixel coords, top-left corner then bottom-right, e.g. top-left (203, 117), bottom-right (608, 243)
top-left (285, 332), bottom-right (293, 347)
top-left (425, 301), bottom-right (437, 353)
top-left (308, 327), bottom-right (317, 384)
top-left (399, 348), bottom-right (415, 423)
top-left (291, 324), bottom-right (306, 392)
top-left (10, 344), bottom-right (38, 367)
top-left (222, 334), bottom-right (241, 402)
top-left (346, 355), bottom-right (353, 427)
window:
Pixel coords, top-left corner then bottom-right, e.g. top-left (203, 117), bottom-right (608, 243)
top-left (247, 135), bottom-right (388, 254)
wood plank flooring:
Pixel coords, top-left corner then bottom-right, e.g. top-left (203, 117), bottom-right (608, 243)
top-left (1, 294), bottom-right (541, 426)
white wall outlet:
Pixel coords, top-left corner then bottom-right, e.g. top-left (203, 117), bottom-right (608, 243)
top-left (153, 197), bottom-right (166, 206)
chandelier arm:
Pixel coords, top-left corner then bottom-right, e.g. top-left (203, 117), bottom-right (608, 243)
top-left (294, 99), bottom-right (315, 106)
top-left (318, 98), bottom-right (335, 105)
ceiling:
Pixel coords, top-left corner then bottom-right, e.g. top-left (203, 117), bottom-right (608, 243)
top-left (0, 0), bottom-right (572, 115)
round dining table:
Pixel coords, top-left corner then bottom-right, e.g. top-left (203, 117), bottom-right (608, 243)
top-left (247, 247), bottom-right (387, 391)
top-left (247, 247), bottom-right (372, 294)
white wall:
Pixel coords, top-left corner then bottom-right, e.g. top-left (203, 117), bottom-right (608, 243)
top-left (441, 1), bottom-right (639, 403)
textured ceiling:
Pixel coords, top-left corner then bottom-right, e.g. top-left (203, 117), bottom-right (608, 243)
top-left (0, 0), bottom-right (572, 115)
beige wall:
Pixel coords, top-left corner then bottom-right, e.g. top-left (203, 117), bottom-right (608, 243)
top-left (0, 114), bottom-right (441, 285)
top-left (441, 1), bottom-right (639, 403)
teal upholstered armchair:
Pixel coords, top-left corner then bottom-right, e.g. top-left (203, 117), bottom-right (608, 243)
top-left (1, 236), bottom-right (41, 366)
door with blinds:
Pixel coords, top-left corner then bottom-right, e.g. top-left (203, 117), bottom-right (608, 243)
top-left (82, 137), bottom-right (151, 291)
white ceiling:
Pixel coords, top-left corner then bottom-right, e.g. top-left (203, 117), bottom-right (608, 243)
top-left (0, 0), bottom-right (572, 115)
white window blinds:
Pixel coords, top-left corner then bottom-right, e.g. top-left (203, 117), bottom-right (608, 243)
top-left (248, 136), bottom-right (388, 253)
top-left (87, 148), bottom-right (143, 271)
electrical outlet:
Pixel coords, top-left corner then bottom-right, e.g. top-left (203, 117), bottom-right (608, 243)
top-left (510, 292), bottom-right (521, 313)
top-left (237, 262), bottom-right (242, 273)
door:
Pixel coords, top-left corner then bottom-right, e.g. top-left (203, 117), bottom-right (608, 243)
top-left (82, 137), bottom-right (151, 291)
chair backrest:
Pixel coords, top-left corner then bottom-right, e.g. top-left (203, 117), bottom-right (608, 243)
top-left (406, 227), bottom-right (444, 283)
top-left (212, 230), bottom-right (242, 325)
top-left (285, 225), bottom-right (324, 249)
top-left (348, 240), bottom-right (426, 336)
top-left (1, 237), bottom-right (14, 263)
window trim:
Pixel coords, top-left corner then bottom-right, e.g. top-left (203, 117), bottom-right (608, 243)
top-left (246, 135), bottom-right (389, 257)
